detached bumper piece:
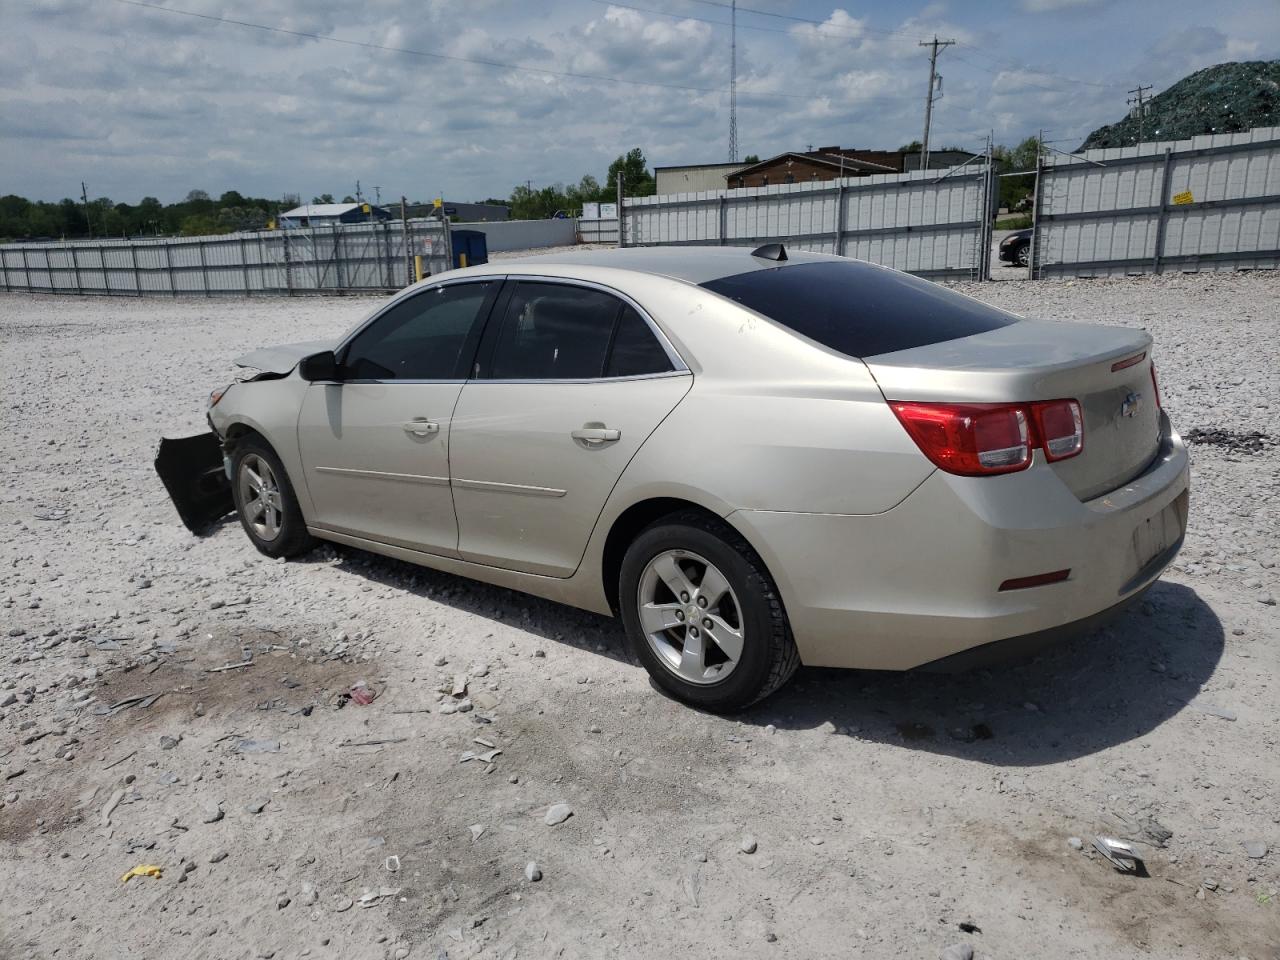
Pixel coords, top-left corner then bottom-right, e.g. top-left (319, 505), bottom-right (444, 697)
top-left (155, 433), bottom-right (234, 533)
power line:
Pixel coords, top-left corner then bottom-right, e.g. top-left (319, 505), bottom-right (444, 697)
top-left (106, 0), bottom-right (817, 102)
top-left (587, 0), bottom-right (915, 43)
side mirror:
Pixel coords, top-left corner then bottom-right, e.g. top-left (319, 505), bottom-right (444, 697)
top-left (298, 350), bottom-right (340, 382)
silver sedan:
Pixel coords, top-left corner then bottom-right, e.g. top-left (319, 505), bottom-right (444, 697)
top-left (166, 246), bottom-right (1189, 711)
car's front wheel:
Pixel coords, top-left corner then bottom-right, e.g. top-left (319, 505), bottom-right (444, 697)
top-left (619, 512), bottom-right (799, 712)
top-left (1015, 241), bottom-right (1030, 267)
top-left (230, 438), bottom-right (316, 559)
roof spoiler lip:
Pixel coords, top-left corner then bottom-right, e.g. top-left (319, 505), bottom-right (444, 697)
top-left (750, 243), bottom-right (787, 262)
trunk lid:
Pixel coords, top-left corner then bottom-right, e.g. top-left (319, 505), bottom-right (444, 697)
top-left (865, 319), bottom-right (1162, 501)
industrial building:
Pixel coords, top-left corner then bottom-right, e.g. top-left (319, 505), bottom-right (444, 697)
top-left (278, 203), bottom-right (392, 228)
top-left (726, 147), bottom-right (977, 189)
top-left (654, 162), bottom-right (748, 195)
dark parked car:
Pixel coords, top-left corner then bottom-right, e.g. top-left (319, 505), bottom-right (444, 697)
top-left (999, 228), bottom-right (1032, 267)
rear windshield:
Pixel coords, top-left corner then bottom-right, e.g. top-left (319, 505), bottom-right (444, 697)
top-left (699, 259), bottom-right (1019, 358)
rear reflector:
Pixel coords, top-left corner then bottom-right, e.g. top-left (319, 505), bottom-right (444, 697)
top-left (1150, 363), bottom-right (1162, 409)
top-left (1111, 351), bottom-right (1146, 372)
top-left (998, 569), bottom-right (1071, 591)
top-left (890, 399), bottom-right (1084, 476)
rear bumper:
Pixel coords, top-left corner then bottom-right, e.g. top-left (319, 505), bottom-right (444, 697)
top-left (729, 431), bottom-right (1190, 670)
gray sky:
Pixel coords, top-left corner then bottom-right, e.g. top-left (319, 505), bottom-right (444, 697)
top-left (3, 0), bottom-right (1278, 204)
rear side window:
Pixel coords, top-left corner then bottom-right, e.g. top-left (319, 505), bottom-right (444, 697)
top-left (486, 283), bottom-right (675, 380)
top-left (606, 306), bottom-right (674, 377)
top-left (700, 260), bottom-right (1019, 358)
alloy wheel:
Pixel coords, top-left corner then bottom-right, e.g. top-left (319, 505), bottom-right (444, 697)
top-left (637, 549), bottom-right (744, 685)
top-left (238, 454), bottom-right (283, 542)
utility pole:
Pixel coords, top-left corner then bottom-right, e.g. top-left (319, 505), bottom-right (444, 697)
top-left (81, 181), bottom-right (93, 239)
top-left (918, 36), bottom-right (955, 171)
top-left (1127, 84), bottom-right (1153, 144)
top-left (728, 0), bottom-right (738, 162)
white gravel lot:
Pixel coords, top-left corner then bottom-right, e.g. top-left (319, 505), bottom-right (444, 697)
top-left (1, 270), bottom-right (1278, 960)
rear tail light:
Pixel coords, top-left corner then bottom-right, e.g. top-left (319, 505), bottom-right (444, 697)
top-left (1033, 399), bottom-right (1083, 461)
top-left (891, 399), bottom-right (1084, 476)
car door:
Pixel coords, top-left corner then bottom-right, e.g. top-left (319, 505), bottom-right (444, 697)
top-left (297, 279), bottom-right (499, 555)
top-left (449, 278), bottom-right (692, 577)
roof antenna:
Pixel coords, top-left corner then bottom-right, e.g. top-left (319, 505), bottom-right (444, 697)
top-left (751, 243), bottom-right (787, 261)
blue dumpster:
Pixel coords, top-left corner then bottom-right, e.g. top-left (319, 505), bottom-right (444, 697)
top-left (451, 230), bottom-right (488, 268)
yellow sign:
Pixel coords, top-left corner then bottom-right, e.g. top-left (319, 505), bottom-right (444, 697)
top-left (361, 203), bottom-right (371, 214)
top-left (433, 198), bottom-right (443, 209)
top-left (1172, 190), bottom-right (1194, 205)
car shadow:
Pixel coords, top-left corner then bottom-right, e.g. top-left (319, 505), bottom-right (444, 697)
top-left (307, 543), bottom-right (632, 665)
top-left (738, 580), bottom-right (1224, 766)
top-left (301, 544), bottom-right (1221, 765)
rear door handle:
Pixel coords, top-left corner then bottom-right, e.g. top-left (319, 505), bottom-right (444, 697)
top-left (571, 426), bottom-right (621, 444)
top-left (403, 419), bottom-right (440, 437)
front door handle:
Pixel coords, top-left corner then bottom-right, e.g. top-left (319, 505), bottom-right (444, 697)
top-left (571, 426), bottom-right (621, 445)
top-left (403, 419), bottom-right (440, 437)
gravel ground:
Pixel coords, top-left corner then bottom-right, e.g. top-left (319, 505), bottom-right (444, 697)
top-left (1, 270), bottom-right (1278, 960)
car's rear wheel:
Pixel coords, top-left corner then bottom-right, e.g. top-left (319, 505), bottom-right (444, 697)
top-left (619, 511), bottom-right (799, 712)
top-left (1015, 241), bottom-right (1030, 267)
top-left (230, 438), bottom-right (316, 559)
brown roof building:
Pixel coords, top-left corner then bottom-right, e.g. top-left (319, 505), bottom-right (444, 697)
top-left (726, 146), bottom-right (977, 189)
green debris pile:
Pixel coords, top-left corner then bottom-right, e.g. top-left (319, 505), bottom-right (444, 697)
top-left (1080, 60), bottom-right (1280, 150)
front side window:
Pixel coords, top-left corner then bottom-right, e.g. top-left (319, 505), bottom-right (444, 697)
top-left (342, 281), bottom-right (495, 380)
top-left (486, 282), bottom-right (674, 380)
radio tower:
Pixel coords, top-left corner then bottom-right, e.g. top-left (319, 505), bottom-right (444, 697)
top-left (728, 0), bottom-right (738, 162)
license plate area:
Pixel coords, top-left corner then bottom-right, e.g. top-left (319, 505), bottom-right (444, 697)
top-left (1131, 492), bottom-right (1188, 573)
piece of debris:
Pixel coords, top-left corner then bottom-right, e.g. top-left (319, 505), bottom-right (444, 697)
top-left (939, 945), bottom-right (973, 960)
top-left (339, 737), bottom-right (408, 748)
top-left (451, 675), bottom-right (468, 698)
top-left (544, 803), bottom-right (573, 826)
top-left (1243, 840), bottom-right (1268, 859)
top-left (245, 797), bottom-right (270, 815)
top-left (385, 856), bottom-right (401, 873)
top-left (469, 824), bottom-right (486, 842)
top-left (524, 862), bottom-right (542, 882)
top-left (101, 788), bottom-right (126, 827)
top-left (348, 681), bottom-right (377, 706)
top-left (159, 735), bottom-right (181, 751)
top-left (120, 864), bottom-right (163, 883)
top-left (207, 660), bottom-right (254, 673)
top-left (1141, 819), bottom-right (1173, 847)
top-left (1189, 699), bottom-right (1237, 721)
top-left (739, 836), bottom-right (758, 855)
top-left (234, 739), bottom-right (281, 754)
top-left (958, 922), bottom-right (981, 935)
top-left (357, 887), bottom-right (401, 908)
top-left (1093, 835), bottom-right (1143, 873)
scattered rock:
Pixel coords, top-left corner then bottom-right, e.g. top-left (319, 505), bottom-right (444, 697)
top-left (202, 803), bottom-right (224, 824)
top-left (524, 861), bottom-right (542, 882)
top-left (209, 850), bottom-right (229, 864)
top-left (159, 734), bottom-right (180, 750)
top-left (740, 836), bottom-right (758, 855)
top-left (939, 945), bottom-right (974, 960)
top-left (1067, 836), bottom-right (1084, 850)
top-left (469, 823), bottom-right (486, 842)
top-left (235, 739), bottom-right (282, 754)
top-left (1243, 840), bottom-right (1268, 859)
top-left (245, 797), bottom-right (270, 814)
top-left (544, 803), bottom-right (573, 826)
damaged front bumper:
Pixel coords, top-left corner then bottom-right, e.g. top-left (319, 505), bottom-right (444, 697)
top-left (155, 432), bottom-right (234, 533)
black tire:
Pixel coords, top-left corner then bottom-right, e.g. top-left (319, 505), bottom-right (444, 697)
top-left (619, 511), bottom-right (799, 713)
top-left (1015, 241), bottom-right (1030, 267)
top-left (229, 436), bottom-right (316, 559)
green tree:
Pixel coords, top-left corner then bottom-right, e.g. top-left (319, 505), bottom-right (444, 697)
top-left (741, 154), bottom-right (760, 164)
top-left (312, 193), bottom-right (335, 204)
top-left (992, 136), bottom-right (1042, 211)
top-left (604, 148), bottom-right (655, 197)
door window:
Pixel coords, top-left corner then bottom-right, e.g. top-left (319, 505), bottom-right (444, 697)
top-left (486, 282), bottom-right (674, 380)
top-left (342, 281), bottom-right (495, 380)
